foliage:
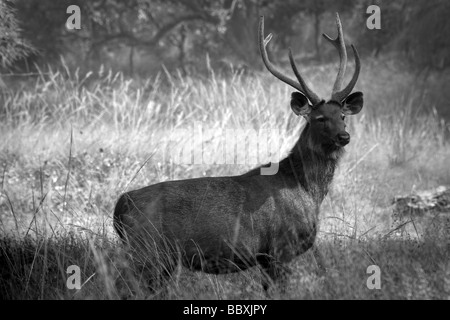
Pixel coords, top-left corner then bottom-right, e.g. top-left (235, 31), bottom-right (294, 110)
top-left (398, 0), bottom-right (450, 71)
top-left (10, 0), bottom-right (449, 74)
top-left (0, 0), bottom-right (35, 70)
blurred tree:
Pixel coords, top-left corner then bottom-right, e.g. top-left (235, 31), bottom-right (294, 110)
top-left (397, 0), bottom-right (450, 73)
top-left (0, 0), bottom-right (35, 87)
top-left (262, 0), bottom-right (355, 62)
top-left (218, 0), bottom-right (260, 69)
top-left (8, 0), bottom-right (450, 75)
top-left (355, 0), bottom-right (409, 57)
top-left (14, 0), bottom-right (82, 64)
top-left (355, 0), bottom-right (450, 72)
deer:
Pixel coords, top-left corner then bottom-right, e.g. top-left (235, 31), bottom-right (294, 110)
top-left (113, 13), bottom-right (363, 293)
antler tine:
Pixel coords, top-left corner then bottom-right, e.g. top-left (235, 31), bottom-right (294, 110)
top-left (334, 44), bottom-right (361, 102)
top-left (288, 48), bottom-right (320, 105)
top-left (322, 13), bottom-right (348, 100)
top-left (259, 16), bottom-right (320, 105)
top-left (259, 16), bottom-right (303, 93)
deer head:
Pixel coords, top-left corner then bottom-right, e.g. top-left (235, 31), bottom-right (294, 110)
top-left (259, 13), bottom-right (363, 149)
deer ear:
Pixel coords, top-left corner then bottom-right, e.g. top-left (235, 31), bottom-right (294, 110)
top-left (342, 92), bottom-right (363, 115)
top-left (290, 92), bottom-right (311, 116)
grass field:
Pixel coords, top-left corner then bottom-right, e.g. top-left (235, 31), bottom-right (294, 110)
top-left (0, 58), bottom-right (449, 299)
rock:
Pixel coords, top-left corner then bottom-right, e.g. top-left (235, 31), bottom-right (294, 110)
top-left (391, 186), bottom-right (449, 241)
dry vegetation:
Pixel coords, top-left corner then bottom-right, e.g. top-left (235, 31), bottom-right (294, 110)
top-left (0, 58), bottom-right (449, 299)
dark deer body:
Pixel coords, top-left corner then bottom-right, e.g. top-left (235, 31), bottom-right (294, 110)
top-left (114, 13), bottom-right (363, 291)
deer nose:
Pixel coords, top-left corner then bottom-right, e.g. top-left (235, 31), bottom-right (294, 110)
top-left (337, 132), bottom-right (350, 146)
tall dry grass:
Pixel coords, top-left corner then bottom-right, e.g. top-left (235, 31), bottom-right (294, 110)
top-left (0, 58), bottom-right (449, 299)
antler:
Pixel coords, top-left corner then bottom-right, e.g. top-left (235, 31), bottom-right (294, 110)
top-left (336, 45), bottom-right (360, 102)
top-left (259, 16), bottom-right (320, 105)
top-left (288, 48), bottom-right (320, 105)
top-left (323, 13), bottom-right (361, 102)
top-left (323, 13), bottom-right (347, 96)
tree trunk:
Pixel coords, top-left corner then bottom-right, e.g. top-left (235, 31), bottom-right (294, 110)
top-left (178, 24), bottom-right (188, 76)
top-left (0, 74), bottom-right (5, 90)
top-left (129, 45), bottom-right (134, 77)
top-left (314, 11), bottom-right (322, 62)
top-left (224, 1), bottom-right (260, 69)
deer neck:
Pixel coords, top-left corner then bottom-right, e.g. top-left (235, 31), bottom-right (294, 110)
top-left (280, 122), bottom-right (344, 203)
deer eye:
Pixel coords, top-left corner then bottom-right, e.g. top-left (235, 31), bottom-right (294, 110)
top-left (316, 116), bottom-right (326, 122)
top-left (341, 114), bottom-right (346, 120)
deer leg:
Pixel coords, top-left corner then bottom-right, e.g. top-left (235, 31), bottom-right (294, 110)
top-left (125, 235), bottom-right (180, 295)
top-left (133, 251), bottom-right (179, 296)
top-left (311, 245), bottom-right (329, 276)
top-left (258, 257), bottom-right (291, 294)
top-left (311, 244), bottom-right (327, 275)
